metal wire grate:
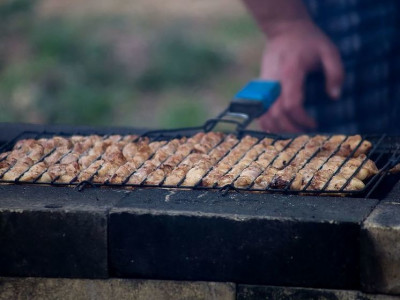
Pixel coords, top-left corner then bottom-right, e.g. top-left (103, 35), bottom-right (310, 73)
top-left (0, 128), bottom-right (399, 198)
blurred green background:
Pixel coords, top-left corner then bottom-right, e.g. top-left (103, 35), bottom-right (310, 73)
top-left (0, 0), bottom-right (264, 129)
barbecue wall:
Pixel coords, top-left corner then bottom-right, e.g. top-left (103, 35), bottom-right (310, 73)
top-left (1, 123), bottom-right (400, 297)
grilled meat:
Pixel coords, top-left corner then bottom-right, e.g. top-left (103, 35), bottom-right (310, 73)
top-left (19, 162), bottom-right (47, 182)
top-left (234, 161), bottom-right (264, 188)
top-left (217, 138), bottom-right (273, 187)
top-left (2, 157), bottom-right (34, 181)
top-left (235, 136), bottom-right (309, 189)
top-left (108, 140), bottom-right (166, 184)
top-left (164, 132), bottom-right (225, 186)
top-left (145, 133), bottom-right (204, 185)
top-left (201, 135), bottom-right (258, 187)
top-left (0, 133), bottom-right (380, 194)
top-left (128, 138), bottom-right (184, 185)
top-left (76, 159), bottom-right (105, 182)
top-left (181, 134), bottom-right (238, 187)
top-left (164, 153), bottom-right (208, 186)
top-left (265, 135), bottom-right (328, 189)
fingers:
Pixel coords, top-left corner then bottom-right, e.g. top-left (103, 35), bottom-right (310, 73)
top-left (260, 48), bottom-right (281, 80)
top-left (259, 48), bottom-right (307, 133)
top-left (259, 43), bottom-right (318, 133)
top-left (280, 58), bottom-right (317, 129)
top-left (259, 101), bottom-right (303, 133)
top-left (257, 24), bottom-right (343, 133)
top-left (320, 44), bottom-right (345, 100)
top-left (259, 59), bottom-right (317, 133)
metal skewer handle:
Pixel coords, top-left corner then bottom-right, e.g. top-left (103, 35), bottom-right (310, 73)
top-left (205, 80), bottom-right (281, 132)
top-left (231, 79), bottom-right (281, 119)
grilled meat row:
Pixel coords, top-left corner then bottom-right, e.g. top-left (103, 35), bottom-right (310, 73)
top-left (0, 133), bottom-right (378, 192)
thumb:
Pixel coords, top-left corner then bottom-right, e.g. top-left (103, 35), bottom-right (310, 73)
top-left (320, 44), bottom-right (345, 100)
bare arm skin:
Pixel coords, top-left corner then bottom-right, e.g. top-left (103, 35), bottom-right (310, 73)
top-left (242, 0), bottom-right (345, 133)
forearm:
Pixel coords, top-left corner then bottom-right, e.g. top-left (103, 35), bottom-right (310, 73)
top-left (242, 0), bottom-right (311, 37)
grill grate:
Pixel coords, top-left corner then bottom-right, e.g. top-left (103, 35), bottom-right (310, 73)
top-left (0, 128), bottom-right (399, 198)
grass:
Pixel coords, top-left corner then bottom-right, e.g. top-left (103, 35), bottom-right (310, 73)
top-left (0, 0), bottom-right (264, 129)
top-left (135, 30), bottom-right (230, 91)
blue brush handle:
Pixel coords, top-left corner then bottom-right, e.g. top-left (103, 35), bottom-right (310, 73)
top-left (230, 80), bottom-right (281, 118)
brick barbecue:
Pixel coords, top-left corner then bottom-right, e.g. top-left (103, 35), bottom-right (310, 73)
top-left (1, 123), bottom-right (400, 299)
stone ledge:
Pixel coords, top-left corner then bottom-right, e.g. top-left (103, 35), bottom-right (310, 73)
top-left (0, 277), bottom-right (235, 300)
top-left (361, 202), bottom-right (400, 295)
top-left (237, 285), bottom-right (400, 300)
top-left (383, 175), bottom-right (400, 203)
top-left (109, 189), bottom-right (377, 289)
top-left (0, 185), bottom-right (125, 278)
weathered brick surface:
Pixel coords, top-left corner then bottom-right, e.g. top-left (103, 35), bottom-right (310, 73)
top-left (0, 277), bottom-right (235, 300)
top-left (0, 185), bottom-right (125, 278)
top-left (383, 175), bottom-right (400, 203)
top-left (361, 202), bottom-right (400, 295)
top-left (110, 189), bottom-right (377, 288)
top-left (238, 285), bottom-right (400, 300)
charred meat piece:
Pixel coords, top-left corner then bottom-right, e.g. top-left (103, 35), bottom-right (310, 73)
top-left (181, 135), bottom-right (238, 187)
top-left (128, 138), bottom-right (184, 185)
top-left (108, 141), bottom-right (166, 184)
top-left (253, 167), bottom-right (279, 190)
top-left (19, 162), bottom-right (48, 182)
top-left (335, 135), bottom-right (372, 157)
top-left (109, 162), bottom-right (138, 184)
top-left (201, 135), bottom-right (258, 187)
top-left (164, 154), bottom-right (208, 186)
top-left (76, 160), bottom-right (105, 182)
top-left (234, 161), bottom-right (264, 188)
top-left (163, 132), bottom-right (224, 186)
top-left (217, 138), bottom-right (273, 187)
top-left (146, 133), bottom-right (204, 185)
top-left (2, 157), bottom-right (34, 181)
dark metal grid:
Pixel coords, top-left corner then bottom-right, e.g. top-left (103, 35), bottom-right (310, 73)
top-left (248, 135), bottom-right (332, 191)
top-left (228, 135), bottom-right (296, 189)
top-left (89, 135), bottom-right (171, 186)
top-left (0, 131), bottom-right (45, 179)
top-left (174, 134), bottom-right (237, 187)
top-left (0, 128), bottom-right (399, 198)
top-left (193, 135), bottom-right (267, 189)
top-left (58, 134), bottom-right (117, 185)
top-left (66, 134), bottom-right (141, 185)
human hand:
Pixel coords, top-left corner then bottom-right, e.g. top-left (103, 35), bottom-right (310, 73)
top-left (259, 20), bottom-right (344, 133)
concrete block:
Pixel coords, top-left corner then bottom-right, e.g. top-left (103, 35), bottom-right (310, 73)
top-left (0, 277), bottom-right (235, 300)
top-left (361, 202), bottom-right (400, 294)
top-left (0, 185), bottom-right (126, 278)
top-left (237, 285), bottom-right (400, 300)
top-left (110, 189), bottom-right (377, 289)
top-left (383, 175), bottom-right (400, 203)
